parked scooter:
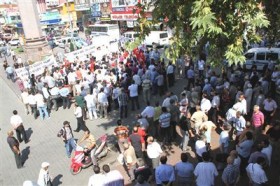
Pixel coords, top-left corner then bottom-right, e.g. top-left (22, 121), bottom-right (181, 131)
top-left (70, 134), bottom-right (108, 175)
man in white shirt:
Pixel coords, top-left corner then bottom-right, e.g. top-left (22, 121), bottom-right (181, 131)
top-left (246, 157), bottom-right (268, 185)
top-left (34, 91), bottom-right (50, 120)
top-left (84, 91), bottom-right (97, 120)
top-left (146, 136), bottom-right (162, 170)
top-left (197, 59), bottom-right (205, 77)
top-left (50, 86), bottom-right (60, 111)
top-left (263, 96), bottom-right (277, 126)
top-left (74, 103), bottom-right (87, 132)
top-left (167, 62), bottom-right (175, 87)
top-left (133, 73), bottom-right (142, 93)
top-left (128, 81), bottom-right (140, 111)
top-left (141, 102), bottom-right (155, 133)
top-left (194, 152), bottom-right (218, 186)
top-left (20, 89), bottom-right (30, 115)
top-left (195, 135), bottom-right (207, 162)
top-left (97, 88), bottom-right (109, 118)
top-left (88, 166), bottom-right (105, 186)
top-left (200, 94), bottom-right (211, 113)
top-left (102, 165), bottom-right (124, 186)
top-left (10, 110), bottom-right (29, 143)
top-left (230, 111), bottom-right (246, 137)
top-left (28, 91), bottom-right (37, 119)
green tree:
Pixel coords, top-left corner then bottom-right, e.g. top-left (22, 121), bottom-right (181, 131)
top-left (135, 0), bottom-right (269, 66)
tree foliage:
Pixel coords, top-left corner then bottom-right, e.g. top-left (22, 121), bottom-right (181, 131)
top-left (134, 0), bottom-right (269, 66)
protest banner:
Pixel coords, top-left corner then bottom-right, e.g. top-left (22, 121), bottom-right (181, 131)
top-left (15, 55), bottom-right (56, 79)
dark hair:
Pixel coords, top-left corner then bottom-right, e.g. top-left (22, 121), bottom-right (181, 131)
top-left (93, 165), bottom-right (100, 174)
top-left (160, 155), bottom-right (168, 164)
top-left (162, 107), bottom-right (167, 112)
top-left (256, 157), bottom-right (266, 165)
top-left (137, 175), bottom-right (145, 184)
top-left (202, 152), bottom-right (210, 161)
top-left (102, 164), bottom-right (110, 173)
top-left (13, 110), bottom-right (18, 115)
top-left (181, 153), bottom-right (188, 162)
top-left (262, 139), bottom-right (269, 147)
top-left (63, 121), bottom-right (69, 125)
top-left (117, 119), bottom-right (122, 126)
top-left (246, 131), bottom-right (253, 140)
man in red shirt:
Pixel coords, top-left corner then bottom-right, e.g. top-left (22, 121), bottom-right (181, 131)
top-left (114, 119), bottom-right (129, 153)
top-left (251, 105), bottom-right (264, 137)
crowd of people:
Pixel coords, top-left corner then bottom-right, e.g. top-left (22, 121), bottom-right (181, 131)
top-left (4, 44), bottom-right (280, 186)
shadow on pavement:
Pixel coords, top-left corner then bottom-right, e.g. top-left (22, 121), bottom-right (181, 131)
top-left (52, 174), bottom-right (63, 186)
top-left (25, 128), bottom-right (33, 141)
top-left (21, 146), bottom-right (30, 165)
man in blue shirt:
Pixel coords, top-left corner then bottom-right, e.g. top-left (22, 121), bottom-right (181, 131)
top-left (155, 155), bottom-right (175, 186)
top-left (174, 153), bottom-right (194, 186)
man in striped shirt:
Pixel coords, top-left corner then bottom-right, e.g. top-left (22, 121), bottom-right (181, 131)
top-left (159, 107), bottom-right (171, 145)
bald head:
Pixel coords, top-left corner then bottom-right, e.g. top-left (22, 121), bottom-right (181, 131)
top-left (227, 156), bottom-right (234, 165)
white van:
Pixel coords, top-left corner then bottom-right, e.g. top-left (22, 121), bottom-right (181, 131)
top-left (123, 31), bottom-right (140, 42)
top-left (144, 31), bottom-right (171, 47)
top-left (244, 48), bottom-right (280, 70)
top-left (88, 24), bottom-right (120, 43)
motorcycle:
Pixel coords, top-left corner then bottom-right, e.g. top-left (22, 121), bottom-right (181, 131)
top-left (70, 134), bottom-right (108, 175)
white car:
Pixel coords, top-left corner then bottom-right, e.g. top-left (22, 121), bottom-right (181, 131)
top-left (9, 39), bottom-right (20, 46)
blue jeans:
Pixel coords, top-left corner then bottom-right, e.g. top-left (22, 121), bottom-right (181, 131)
top-left (38, 106), bottom-right (49, 119)
top-left (65, 138), bottom-right (76, 157)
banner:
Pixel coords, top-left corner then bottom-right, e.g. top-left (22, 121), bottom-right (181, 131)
top-left (15, 55), bottom-right (56, 79)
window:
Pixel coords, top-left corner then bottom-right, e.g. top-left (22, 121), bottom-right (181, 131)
top-left (91, 26), bottom-right (108, 33)
top-left (109, 25), bottom-right (119, 30)
top-left (126, 34), bottom-right (132, 38)
top-left (133, 33), bottom-right (139, 38)
top-left (245, 53), bottom-right (254, 60)
top-left (159, 33), bottom-right (168, 38)
top-left (266, 52), bottom-right (278, 61)
top-left (256, 53), bottom-right (265, 60)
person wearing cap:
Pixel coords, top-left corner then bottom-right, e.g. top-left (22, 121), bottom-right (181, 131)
top-left (57, 121), bottom-right (76, 158)
top-left (37, 162), bottom-right (52, 186)
top-left (7, 130), bottom-right (22, 169)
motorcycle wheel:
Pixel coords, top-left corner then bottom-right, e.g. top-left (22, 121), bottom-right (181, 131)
top-left (70, 166), bottom-right (82, 175)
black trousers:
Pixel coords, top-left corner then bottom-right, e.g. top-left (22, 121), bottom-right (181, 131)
top-left (13, 152), bottom-right (22, 169)
top-left (76, 117), bottom-right (88, 132)
top-left (61, 96), bottom-right (70, 109)
top-left (15, 125), bottom-right (28, 143)
top-left (160, 126), bottom-right (171, 144)
top-left (119, 105), bottom-right (128, 118)
top-left (130, 96), bottom-right (140, 110)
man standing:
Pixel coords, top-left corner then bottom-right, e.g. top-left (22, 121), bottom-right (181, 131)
top-left (84, 91), bottom-right (98, 120)
top-left (123, 143), bottom-right (138, 181)
top-left (142, 76), bottom-right (152, 103)
top-left (128, 80), bottom-right (140, 111)
top-left (34, 91), bottom-right (50, 120)
top-left (7, 130), bottom-right (22, 169)
top-left (251, 105), bottom-right (264, 136)
top-left (246, 157), bottom-right (268, 186)
top-left (159, 107), bottom-right (172, 145)
top-left (174, 153), bottom-right (194, 186)
top-left (194, 152), bottom-right (218, 186)
top-left (146, 136), bottom-right (163, 170)
top-left (176, 113), bottom-right (194, 152)
top-left (37, 162), bottom-right (52, 186)
top-left (141, 101), bottom-right (155, 135)
top-left (97, 88), bottom-right (109, 118)
top-left (222, 156), bottom-right (240, 186)
top-left (102, 164), bottom-right (124, 186)
top-left (167, 62), bottom-right (175, 87)
top-left (73, 103), bottom-right (87, 132)
top-left (10, 110), bottom-right (29, 143)
top-left (114, 119), bottom-right (129, 153)
top-left (129, 126), bottom-right (145, 159)
top-left (88, 165), bottom-right (105, 186)
top-left (118, 88), bottom-right (129, 119)
top-left (57, 121), bottom-right (76, 158)
top-left (155, 155), bottom-right (175, 185)
top-left (59, 85), bottom-right (71, 109)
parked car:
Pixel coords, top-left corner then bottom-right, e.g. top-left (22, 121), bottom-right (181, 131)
top-left (9, 38), bottom-right (20, 46)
